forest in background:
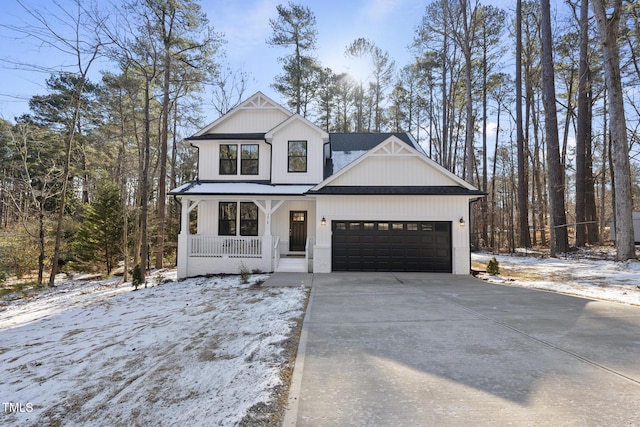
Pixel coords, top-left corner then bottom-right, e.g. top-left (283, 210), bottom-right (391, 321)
top-left (0, 0), bottom-right (639, 286)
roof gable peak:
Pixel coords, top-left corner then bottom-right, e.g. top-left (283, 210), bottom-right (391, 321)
top-left (369, 136), bottom-right (415, 156)
top-left (265, 114), bottom-right (329, 142)
top-left (194, 91), bottom-right (292, 137)
top-left (314, 135), bottom-right (478, 191)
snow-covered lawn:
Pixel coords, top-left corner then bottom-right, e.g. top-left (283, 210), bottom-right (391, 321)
top-left (473, 251), bottom-right (640, 306)
top-left (0, 271), bottom-right (307, 426)
top-left (2, 251), bottom-right (638, 425)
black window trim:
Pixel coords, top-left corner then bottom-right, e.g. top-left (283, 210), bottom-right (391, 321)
top-left (239, 201), bottom-right (259, 236)
top-left (219, 201), bottom-right (259, 236)
top-left (288, 140), bottom-right (307, 173)
top-left (219, 144), bottom-right (238, 175)
top-left (240, 144), bottom-right (259, 175)
top-left (218, 201), bottom-right (237, 235)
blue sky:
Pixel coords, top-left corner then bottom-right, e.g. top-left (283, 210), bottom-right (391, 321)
top-left (0, 0), bottom-right (432, 123)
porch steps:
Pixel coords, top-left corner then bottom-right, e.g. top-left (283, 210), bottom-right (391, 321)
top-left (276, 257), bottom-right (307, 273)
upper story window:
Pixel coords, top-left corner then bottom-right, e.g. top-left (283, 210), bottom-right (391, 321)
top-left (241, 144), bottom-right (259, 175)
top-left (220, 144), bottom-right (259, 176)
top-left (288, 140), bottom-right (307, 173)
top-left (220, 144), bottom-right (237, 175)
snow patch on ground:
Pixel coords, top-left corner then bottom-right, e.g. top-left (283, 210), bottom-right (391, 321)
top-left (0, 271), bottom-right (307, 426)
top-left (473, 252), bottom-right (640, 306)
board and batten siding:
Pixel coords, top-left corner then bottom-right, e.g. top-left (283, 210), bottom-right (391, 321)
top-left (329, 155), bottom-right (459, 187)
top-left (270, 120), bottom-right (325, 184)
top-left (313, 195), bottom-right (473, 274)
top-left (214, 109), bottom-right (290, 134)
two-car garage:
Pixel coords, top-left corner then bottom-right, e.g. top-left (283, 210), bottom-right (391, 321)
top-left (331, 220), bottom-right (452, 272)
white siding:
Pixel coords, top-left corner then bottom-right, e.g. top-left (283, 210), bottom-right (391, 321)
top-left (215, 109), bottom-right (290, 133)
top-left (271, 121), bottom-right (325, 184)
top-left (329, 155), bottom-right (459, 186)
top-left (197, 201), bottom-right (218, 234)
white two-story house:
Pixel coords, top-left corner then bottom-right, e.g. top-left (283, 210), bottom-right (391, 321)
top-left (170, 92), bottom-right (484, 278)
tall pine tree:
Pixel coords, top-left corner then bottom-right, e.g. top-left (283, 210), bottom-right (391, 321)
top-left (74, 181), bottom-right (123, 274)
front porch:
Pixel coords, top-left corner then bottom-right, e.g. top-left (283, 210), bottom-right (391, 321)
top-left (174, 187), bottom-right (316, 278)
top-left (182, 234), bottom-right (312, 275)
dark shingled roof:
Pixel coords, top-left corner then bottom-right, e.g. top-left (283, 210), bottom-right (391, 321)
top-left (307, 186), bottom-right (486, 196)
top-left (324, 132), bottom-right (426, 178)
top-left (186, 133), bottom-right (266, 141)
top-left (329, 132), bottom-right (423, 153)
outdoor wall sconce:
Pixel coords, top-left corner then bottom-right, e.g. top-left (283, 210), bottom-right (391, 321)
top-left (321, 216), bottom-right (327, 226)
top-left (459, 217), bottom-right (465, 226)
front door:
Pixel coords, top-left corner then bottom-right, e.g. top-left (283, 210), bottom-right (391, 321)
top-left (289, 211), bottom-right (307, 252)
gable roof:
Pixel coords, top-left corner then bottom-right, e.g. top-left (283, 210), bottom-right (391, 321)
top-left (169, 181), bottom-right (313, 196)
top-left (307, 186), bottom-right (485, 196)
top-left (313, 135), bottom-right (480, 193)
top-left (193, 91), bottom-right (292, 137)
top-left (265, 114), bottom-right (329, 143)
top-left (330, 132), bottom-right (424, 153)
top-left (326, 132), bottom-right (425, 177)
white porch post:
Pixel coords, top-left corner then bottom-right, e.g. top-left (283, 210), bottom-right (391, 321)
top-left (265, 200), bottom-right (272, 236)
top-left (254, 199), bottom-right (274, 272)
top-left (253, 199), bottom-right (286, 272)
top-left (177, 197), bottom-right (189, 279)
top-left (177, 199), bottom-right (201, 279)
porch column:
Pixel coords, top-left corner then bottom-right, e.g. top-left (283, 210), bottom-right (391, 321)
top-left (177, 198), bottom-right (189, 279)
top-left (253, 199), bottom-right (286, 272)
top-left (177, 199), bottom-right (201, 279)
top-left (265, 200), bottom-right (272, 236)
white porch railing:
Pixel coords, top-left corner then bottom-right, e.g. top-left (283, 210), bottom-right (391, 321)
top-left (189, 235), bottom-right (262, 258)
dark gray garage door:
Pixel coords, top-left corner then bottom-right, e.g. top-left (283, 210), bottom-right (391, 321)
top-left (332, 221), bottom-right (452, 272)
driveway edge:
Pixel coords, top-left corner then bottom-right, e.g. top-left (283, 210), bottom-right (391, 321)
top-left (282, 286), bottom-right (314, 426)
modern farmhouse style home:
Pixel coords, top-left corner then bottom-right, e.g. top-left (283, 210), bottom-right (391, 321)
top-left (170, 92), bottom-right (484, 278)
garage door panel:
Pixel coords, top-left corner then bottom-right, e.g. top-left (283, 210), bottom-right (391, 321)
top-left (332, 221), bottom-right (452, 273)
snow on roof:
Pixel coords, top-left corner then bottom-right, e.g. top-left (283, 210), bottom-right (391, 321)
top-left (331, 150), bottom-right (368, 173)
top-left (170, 181), bottom-right (314, 196)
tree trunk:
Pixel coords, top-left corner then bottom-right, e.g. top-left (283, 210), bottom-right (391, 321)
top-left (140, 78), bottom-right (151, 284)
top-left (540, 0), bottom-right (569, 256)
top-left (156, 47), bottom-right (170, 270)
top-left (516, 0), bottom-right (531, 248)
top-left (48, 78), bottom-right (85, 286)
top-left (592, 0), bottom-right (635, 260)
top-left (575, 0), bottom-right (589, 247)
top-left (481, 44), bottom-right (488, 245)
top-left (442, 29), bottom-right (449, 170)
top-left (490, 101), bottom-right (501, 249)
top-left (37, 201), bottom-right (45, 286)
top-left (584, 95), bottom-right (599, 244)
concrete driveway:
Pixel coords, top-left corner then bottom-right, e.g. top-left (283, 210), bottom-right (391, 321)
top-left (281, 273), bottom-right (640, 426)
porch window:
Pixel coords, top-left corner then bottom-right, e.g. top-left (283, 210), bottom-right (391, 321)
top-left (220, 144), bottom-right (237, 175)
top-left (240, 202), bottom-right (258, 236)
top-left (219, 202), bottom-right (237, 235)
top-left (241, 144), bottom-right (259, 175)
top-left (288, 140), bottom-right (307, 172)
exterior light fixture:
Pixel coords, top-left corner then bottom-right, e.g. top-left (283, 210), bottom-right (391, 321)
top-left (321, 216), bottom-right (327, 226)
top-left (459, 217), bottom-right (465, 226)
